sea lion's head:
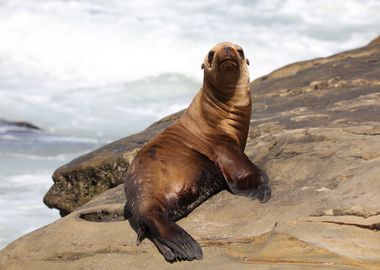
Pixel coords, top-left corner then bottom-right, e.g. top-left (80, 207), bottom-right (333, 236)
top-left (202, 42), bottom-right (250, 98)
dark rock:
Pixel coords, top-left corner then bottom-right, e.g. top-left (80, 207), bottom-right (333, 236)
top-left (0, 119), bottom-right (41, 130)
top-left (43, 110), bottom-right (183, 215)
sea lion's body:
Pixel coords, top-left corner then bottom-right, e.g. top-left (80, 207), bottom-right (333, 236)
top-left (124, 42), bottom-right (271, 262)
top-left (125, 122), bottom-right (226, 221)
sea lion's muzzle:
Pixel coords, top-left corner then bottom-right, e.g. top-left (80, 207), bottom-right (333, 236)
top-left (203, 43), bottom-right (248, 72)
top-left (219, 56), bottom-right (239, 72)
top-left (217, 46), bottom-right (240, 72)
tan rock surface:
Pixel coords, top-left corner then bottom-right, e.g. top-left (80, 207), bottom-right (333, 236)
top-left (1, 37), bottom-right (380, 269)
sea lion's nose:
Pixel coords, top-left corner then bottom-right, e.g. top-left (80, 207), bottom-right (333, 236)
top-left (224, 46), bottom-right (233, 56)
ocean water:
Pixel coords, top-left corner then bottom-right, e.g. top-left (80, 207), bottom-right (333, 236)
top-left (0, 0), bottom-right (379, 248)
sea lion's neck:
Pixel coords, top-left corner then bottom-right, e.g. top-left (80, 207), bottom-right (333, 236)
top-left (202, 69), bottom-right (250, 107)
top-left (178, 69), bottom-right (251, 153)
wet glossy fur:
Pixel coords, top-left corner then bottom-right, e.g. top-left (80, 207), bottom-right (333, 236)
top-left (124, 42), bottom-right (271, 262)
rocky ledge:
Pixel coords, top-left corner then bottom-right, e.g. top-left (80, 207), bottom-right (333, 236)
top-left (1, 37), bottom-right (380, 270)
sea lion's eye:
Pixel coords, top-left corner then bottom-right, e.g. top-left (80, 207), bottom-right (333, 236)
top-left (208, 51), bottom-right (215, 64)
top-left (237, 49), bottom-right (245, 59)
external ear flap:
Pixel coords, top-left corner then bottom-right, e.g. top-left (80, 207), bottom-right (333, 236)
top-left (246, 59), bottom-right (250, 65)
top-left (201, 63), bottom-right (205, 69)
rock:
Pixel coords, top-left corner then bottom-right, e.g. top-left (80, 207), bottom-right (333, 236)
top-left (0, 119), bottom-right (41, 131)
top-left (43, 111), bottom-right (183, 216)
top-left (368, 36), bottom-right (380, 46)
top-left (1, 36), bottom-right (380, 269)
top-left (3, 185), bottom-right (380, 270)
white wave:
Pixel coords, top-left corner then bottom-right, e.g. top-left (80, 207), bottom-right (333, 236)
top-left (0, 128), bottom-right (99, 145)
top-left (36, 135), bottom-right (99, 144)
top-left (0, 135), bottom-right (18, 141)
top-left (0, 169), bottom-right (59, 250)
top-left (0, 0), bottom-right (378, 87)
top-left (0, 125), bottom-right (42, 134)
top-left (0, 153), bottom-right (67, 161)
top-left (0, 72), bottom-right (198, 140)
top-left (0, 172), bottom-right (51, 187)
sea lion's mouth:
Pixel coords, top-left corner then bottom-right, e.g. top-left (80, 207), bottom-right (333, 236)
top-left (219, 58), bottom-right (239, 71)
top-left (220, 58), bottom-right (238, 64)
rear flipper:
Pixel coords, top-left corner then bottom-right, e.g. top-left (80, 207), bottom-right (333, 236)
top-left (152, 239), bottom-right (176, 262)
top-left (139, 212), bottom-right (203, 262)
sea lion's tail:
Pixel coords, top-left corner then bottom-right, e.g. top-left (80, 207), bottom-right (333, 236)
top-left (139, 212), bottom-right (203, 262)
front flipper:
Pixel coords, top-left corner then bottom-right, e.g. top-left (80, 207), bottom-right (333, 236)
top-left (246, 169), bottom-right (271, 203)
top-left (214, 144), bottom-right (271, 202)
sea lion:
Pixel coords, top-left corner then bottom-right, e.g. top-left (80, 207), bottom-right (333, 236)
top-left (123, 42), bottom-right (271, 262)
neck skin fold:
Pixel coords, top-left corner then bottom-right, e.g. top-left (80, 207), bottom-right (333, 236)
top-left (202, 64), bottom-right (250, 107)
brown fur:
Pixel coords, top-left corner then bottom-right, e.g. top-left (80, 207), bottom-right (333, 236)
top-left (124, 42), bottom-right (271, 262)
